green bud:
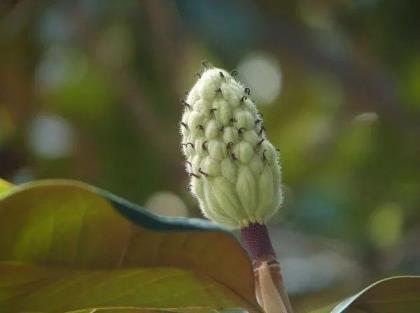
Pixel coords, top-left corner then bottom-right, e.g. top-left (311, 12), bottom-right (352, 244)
top-left (181, 67), bottom-right (283, 228)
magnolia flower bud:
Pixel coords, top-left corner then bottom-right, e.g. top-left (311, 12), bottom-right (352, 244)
top-left (181, 66), bottom-right (283, 228)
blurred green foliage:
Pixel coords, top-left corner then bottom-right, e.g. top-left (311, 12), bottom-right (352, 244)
top-left (0, 0), bottom-right (419, 311)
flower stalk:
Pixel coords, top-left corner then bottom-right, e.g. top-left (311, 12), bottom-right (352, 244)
top-left (181, 63), bottom-right (293, 313)
top-left (242, 223), bottom-right (293, 313)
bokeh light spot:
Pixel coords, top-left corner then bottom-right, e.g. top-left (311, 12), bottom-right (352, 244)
top-left (27, 114), bottom-right (75, 159)
top-left (353, 112), bottom-right (379, 124)
top-left (144, 191), bottom-right (188, 217)
top-left (35, 46), bottom-right (87, 92)
top-left (237, 53), bottom-right (282, 105)
top-left (369, 203), bottom-right (403, 249)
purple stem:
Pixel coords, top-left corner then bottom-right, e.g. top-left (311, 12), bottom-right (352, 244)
top-left (240, 222), bottom-right (276, 261)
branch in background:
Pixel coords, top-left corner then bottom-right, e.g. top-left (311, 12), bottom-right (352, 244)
top-left (70, 6), bottom-right (188, 193)
top-left (0, 0), bottom-right (18, 17)
top-left (142, 0), bottom-right (184, 96)
top-left (73, 7), bottom-right (179, 162)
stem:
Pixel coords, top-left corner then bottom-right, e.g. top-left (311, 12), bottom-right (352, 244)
top-left (241, 223), bottom-right (294, 313)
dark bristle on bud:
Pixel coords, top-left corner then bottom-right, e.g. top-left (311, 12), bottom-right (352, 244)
top-left (202, 141), bottom-right (208, 151)
top-left (201, 60), bottom-right (210, 68)
top-left (198, 168), bottom-right (208, 177)
top-left (181, 99), bottom-right (191, 109)
top-left (262, 150), bottom-right (267, 161)
top-left (241, 223), bottom-right (276, 261)
top-left (245, 87), bottom-right (251, 95)
top-left (189, 172), bottom-right (200, 178)
top-left (259, 126), bottom-right (266, 136)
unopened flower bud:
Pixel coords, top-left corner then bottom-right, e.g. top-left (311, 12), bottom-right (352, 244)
top-left (181, 66), bottom-right (283, 228)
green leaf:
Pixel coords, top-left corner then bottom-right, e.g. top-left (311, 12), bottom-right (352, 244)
top-left (66, 308), bottom-right (238, 313)
top-left (311, 276), bottom-right (420, 313)
top-left (0, 178), bottom-right (12, 195)
top-left (0, 179), bottom-right (260, 313)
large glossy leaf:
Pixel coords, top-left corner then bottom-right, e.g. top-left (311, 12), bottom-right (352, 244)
top-left (311, 276), bottom-right (420, 313)
top-left (66, 308), bottom-right (245, 313)
top-left (0, 180), bottom-right (260, 313)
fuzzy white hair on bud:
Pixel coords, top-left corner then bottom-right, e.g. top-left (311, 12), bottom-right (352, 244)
top-left (180, 65), bottom-right (283, 229)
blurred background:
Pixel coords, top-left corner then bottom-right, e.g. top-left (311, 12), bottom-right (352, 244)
top-left (1, 0), bottom-right (419, 311)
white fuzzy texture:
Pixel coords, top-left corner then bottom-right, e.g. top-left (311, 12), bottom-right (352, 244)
top-left (181, 67), bottom-right (283, 228)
